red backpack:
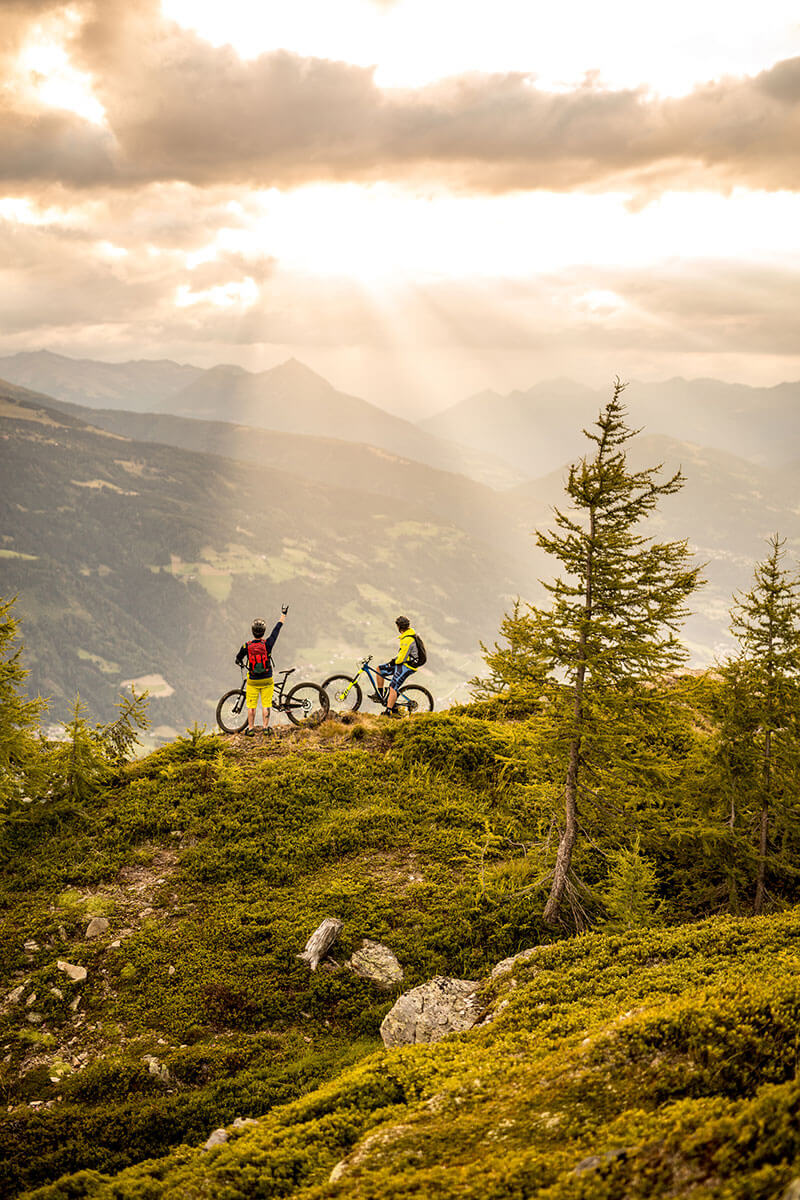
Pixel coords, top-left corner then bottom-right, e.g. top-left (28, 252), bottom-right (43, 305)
top-left (246, 639), bottom-right (270, 677)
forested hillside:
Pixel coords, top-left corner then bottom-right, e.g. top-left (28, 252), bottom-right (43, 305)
top-left (0, 389), bottom-right (526, 729)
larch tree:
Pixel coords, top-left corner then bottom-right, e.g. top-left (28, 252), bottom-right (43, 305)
top-left (0, 596), bottom-right (45, 821)
top-left (505, 381), bottom-right (701, 925)
top-left (724, 535), bottom-right (800, 913)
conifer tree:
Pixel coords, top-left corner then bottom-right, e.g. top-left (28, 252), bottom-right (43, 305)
top-left (470, 598), bottom-right (548, 708)
top-left (722, 535), bottom-right (800, 913)
top-left (490, 381), bottom-right (701, 924)
top-left (603, 835), bottom-right (662, 930)
top-left (0, 596), bottom-right (45, 821)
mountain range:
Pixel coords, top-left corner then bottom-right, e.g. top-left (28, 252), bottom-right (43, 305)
top-left (0, 352), bottom-right (521, 489)
top-left (422, 376), bottom-right (800, 476)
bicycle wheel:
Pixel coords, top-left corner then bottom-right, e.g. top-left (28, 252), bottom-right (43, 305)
top-left (284, 682), bottom-right (330, 727)
top-left (396, 684), bottom-right (434, 714)
top-left (321, 674), bottom-right (363, 713)
top-left (216, 689), bottom-right (248, 734)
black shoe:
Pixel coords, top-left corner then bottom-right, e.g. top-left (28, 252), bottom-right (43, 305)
top-left (244, 728), bottom-right (256, 737)
top-left (260, 726), bottom-right (273, 736)
top-left (368, 691), bottom-right (383, 704)
top-left (380, 707), bottom-right (401, 718)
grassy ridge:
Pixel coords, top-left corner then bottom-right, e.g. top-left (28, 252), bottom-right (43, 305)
top-left (21, 912), bottom-right (800, 1199)
top-left (3, 711), bottom-right (800, 1198)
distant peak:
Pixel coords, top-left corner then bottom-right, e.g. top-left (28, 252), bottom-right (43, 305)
top-left (275, 357), bottom-right (327, 378)
top-left (265, 358), bottom-right (334, 390)
top-left (207, 363), bottom-right (248, 377)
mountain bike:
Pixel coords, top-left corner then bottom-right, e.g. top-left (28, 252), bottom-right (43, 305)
top-left (216, 666), bottom-right (329, 733)
top-left (322, 655), bottom-right (434, 715)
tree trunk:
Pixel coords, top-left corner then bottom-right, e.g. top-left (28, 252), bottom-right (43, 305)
top-left (754, 729), bottom-right (771, 914)
top-left (753, 804), bottom-right (769, 914)
top-left (543, 735), bottom-right (580, 925)
top-left (543, 505), bottom-right (594, 927)
top-left (297, 918), bottom-right (343, 971)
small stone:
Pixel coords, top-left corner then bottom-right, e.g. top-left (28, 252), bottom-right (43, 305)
top-left (143, 1055), bottom-right (170, 1083)
top-left (70, 996), bottom-right (81, 1012)
top-left (204, 1128), bottom-right (228, 1150)
top-left (572, 1148), bottom-right (629, 1176)
top-left (50, 988), bottom-right (64, 1000)
top-left (573, 1155), bottom-right (604, 1175)
top-left (26, 1012), bottom-right (44, 1025)
top-left (346, 940), bottom-right (404, 990)
top-left (140, 908), bottom-right (153, 919)
top-left (24, 940), bottom-right (39, 953)
top-left (110, 940), bottom-right (121, 949)
top-left (782, 1181), bottom-right (800, 1200)
top-left (8, 985), bottom-right (25, 1004)
top-left (25, 993), bottom-right (38, 1007)
top-left (168, 965), bottom-right (175, 976)
top-left (85, 917), bottom-right (109, 940)
top-left (58, 926), bottom-right (68, 941)
top-left (232, 1117), bottom-right (258, 1129)
top-left (57, 961), bottom-right (87, 983)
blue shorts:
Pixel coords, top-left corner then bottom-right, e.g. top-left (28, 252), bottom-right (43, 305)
top-left (380, 661), bottom-right (415, 691)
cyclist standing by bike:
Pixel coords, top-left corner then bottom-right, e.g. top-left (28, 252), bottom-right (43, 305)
top-left (235, 605), bottom-right (288, 736)
top-left (374, 615), bottom-right (423, 717)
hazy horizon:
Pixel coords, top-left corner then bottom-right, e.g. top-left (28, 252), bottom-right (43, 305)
top-left (4, 346), bottom-right (800, 425)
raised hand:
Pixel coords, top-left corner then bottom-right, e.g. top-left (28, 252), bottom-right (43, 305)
top-left (281, 603), bottom-right (289, 615)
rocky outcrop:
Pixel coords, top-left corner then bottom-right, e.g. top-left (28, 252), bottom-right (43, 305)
top-left (347, 939), bottom-right (403, 990)
top-left (380, 976), bottom-right (481, 1047)
top-left (489, 946), bottom-right (539, 981)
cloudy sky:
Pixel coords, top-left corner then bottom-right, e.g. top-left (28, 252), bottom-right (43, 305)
top-left (2, 0), bottom-right (799, 416)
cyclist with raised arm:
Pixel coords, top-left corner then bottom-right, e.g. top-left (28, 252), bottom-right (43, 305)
top-left (374, 615), bottom-right (424, 717)
top-left (235, 605), bottom-right (288, 736)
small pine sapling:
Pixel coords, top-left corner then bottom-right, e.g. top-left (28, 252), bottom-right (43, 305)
top-left (719, 535), bottom-right (800, 913)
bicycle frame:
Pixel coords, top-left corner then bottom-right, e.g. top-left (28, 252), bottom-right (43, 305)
top-left (335, 656), bottom-right (416, 708)
top-left (232, 666), bottom-right (295, 713)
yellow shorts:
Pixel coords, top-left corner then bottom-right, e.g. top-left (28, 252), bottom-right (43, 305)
top-left (246, 678), bottom-right (274, 711)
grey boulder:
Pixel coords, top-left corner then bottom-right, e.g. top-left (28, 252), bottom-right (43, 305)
top-left (380, 976), bottom-right (481, 1047)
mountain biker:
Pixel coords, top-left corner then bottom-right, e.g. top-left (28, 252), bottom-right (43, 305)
top-left (235, 605), bottom-right (288, 736)
top-left (375, 615), bottom-right (422, 717)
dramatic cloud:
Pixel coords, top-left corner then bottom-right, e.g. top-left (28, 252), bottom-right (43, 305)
top-left (1, 0), bottom-right (797, 412)
top-left (2, 184), bottom-right (797, 363)
top-left (1, 0), bottom-right (799, 193)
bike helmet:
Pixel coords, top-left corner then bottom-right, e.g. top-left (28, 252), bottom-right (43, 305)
top-left (251, 618), bottom-right (267, 637)
top-left (395, 615), bottom-right (410, 631)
